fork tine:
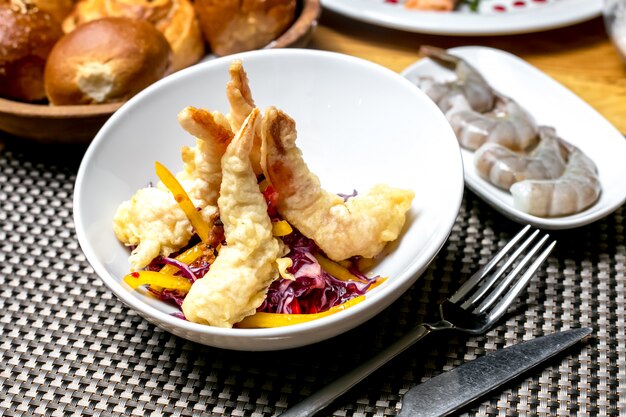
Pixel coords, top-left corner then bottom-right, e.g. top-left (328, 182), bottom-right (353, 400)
top-left (480, 238), bottom-right (556, 323)
top-left (473, 233), bottom-right (550, 314)
top-left (460, 229), bottom-right (541, 309)
top-left (448, 225), bottom-right (532, 304)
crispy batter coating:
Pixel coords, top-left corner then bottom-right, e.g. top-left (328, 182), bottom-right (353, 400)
top-left (261, 106), bottom-right (414, 261)
top-left (182, 109), bottom-right (281, 327)
top-left (113, 107), bottom-right (230, 270)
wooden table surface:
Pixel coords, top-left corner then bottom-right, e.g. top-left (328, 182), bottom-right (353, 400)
top-left (309, 10), bottom-right (626, 134)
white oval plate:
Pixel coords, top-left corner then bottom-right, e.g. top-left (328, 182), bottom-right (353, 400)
top-left (402, 46), bottom-right (626, 230)
top-left (74, 49), bottom-right (463, 351)
top-left (322, 0), bottom-right (601, 35)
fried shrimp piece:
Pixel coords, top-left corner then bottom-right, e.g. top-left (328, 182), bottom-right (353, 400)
top-left (510, 144), bottom-right (601, 217)
top-left (173, 107), bottom-right (234, 206)
top-left (405, 0), bottom-right (461, 12)
top-left (474, 126), bottom-right (568, 190)
top-left (446, 94), bottom-right (538, 152)
top-left (261, 106), bottom-right (415, 262)
top-left (418, 45), bottom-right (495, 113)
top-left (225, 59), bottom-right (263, 175)
top-left (113, 107), bottom-right (231, 270)
top-left (182, 109), bottom-right (281, 327)
top-left (226, 59), bottom-right (255, 130)
top-left (113, 188), bottom-right (197, 271)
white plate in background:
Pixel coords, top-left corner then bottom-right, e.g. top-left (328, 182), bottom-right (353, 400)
top-left (402, 46), bottom-right (626, 230)
top-left (322, 0), bottom-right (602, 35)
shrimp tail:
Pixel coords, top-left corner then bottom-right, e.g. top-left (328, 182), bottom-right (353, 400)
top-left (174, 106), bottom-right (235, 209)
top-left (420, 45), bottom-right (461, 69)
top-left (226, 60), bottom-right (255, 131)
top-left (226, 59), bottom-right (263, 175)
top-left (419, 45), bottom-right (495, 113)
top-left (178, 106), bottom-right (234, 152)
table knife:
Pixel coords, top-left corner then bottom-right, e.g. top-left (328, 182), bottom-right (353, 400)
top-left (397, 327), bottom-right (592, 417)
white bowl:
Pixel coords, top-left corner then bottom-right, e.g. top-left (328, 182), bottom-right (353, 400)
top-left (73, 49), bottom-right (463, 351)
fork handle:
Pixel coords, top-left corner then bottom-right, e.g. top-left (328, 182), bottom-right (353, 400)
top-left (279, 323), bottom-right (447, 417)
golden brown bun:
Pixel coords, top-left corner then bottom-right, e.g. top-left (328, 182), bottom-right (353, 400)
top-left (0, 0), bottom-right (63, 102)
top-left (63, 0), bottom-right (204, 72)
top-left (44, 17), bottom-right (172, 105)
top-left (33, 0), bottom-right (75, 22)
top-left (194, 0), bottom-right (296, 56)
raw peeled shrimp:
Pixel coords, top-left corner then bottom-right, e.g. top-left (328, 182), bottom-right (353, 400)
top-left (261, 106), bottom-right (414, 262)
top-left (113, 107), bottom-right (231, 270)
top-left (474, 126), bottom-right (568, 190)
top-left (182, 109), bottom-right (282, 327)
top-left (418, 45), bottom-right (495, 113)
top-left (446, 94), bottom-right (538, 152)
top-left (510, 144), bottom-right (601, 217)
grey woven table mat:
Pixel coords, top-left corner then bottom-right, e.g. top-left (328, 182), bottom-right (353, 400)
top-left (0, 136), bottom-right (624, 417)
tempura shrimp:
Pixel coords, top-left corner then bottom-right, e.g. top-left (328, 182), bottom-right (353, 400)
top-left (446, 94), bottom-right (538, 152)
top-left (182, 109), bottom-right (282, 327)
top-left (474, 126), bottom-right (568, 190)
top-left (226, 60), bottom-right (255, 131)
top-left (261, 107), bottom-right (414, 262)
top-left (510, 144), bottom-right (601, 217)
top-left (225, 59), bottom-right (263, 175)
top-left (113, 107), bottom-right (231, 270)
top-left (171, 107), bottom-right (234, 207)
top-left (418, 45), bottom-right (495, 113)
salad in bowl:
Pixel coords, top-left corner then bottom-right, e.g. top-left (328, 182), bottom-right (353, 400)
top-left (73, 49), bottom-right (463, 350)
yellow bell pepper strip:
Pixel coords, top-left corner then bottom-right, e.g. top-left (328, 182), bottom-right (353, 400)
top-left (313, 253), bottom-right (368, 283)
top-left (272, 220), bottom-right (293, 237)
top-left (368, 277), bottom-right (387, 291)
top-left (155, 161), bottom-right (210, 243)
top-left (123, 271), bottom-right (192, 292)
top-left (236, 295), bottom-right (365, 328)
top-left (160, 243), bottom-right (206, 275)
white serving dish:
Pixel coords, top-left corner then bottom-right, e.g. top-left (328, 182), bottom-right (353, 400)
top-left (74, 49), bottom-right (463, 350)
top-left (402, 46), bottom-right (626, 230)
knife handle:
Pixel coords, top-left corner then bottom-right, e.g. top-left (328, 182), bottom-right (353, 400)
top-left (279, 324), bottom-right (436, 417)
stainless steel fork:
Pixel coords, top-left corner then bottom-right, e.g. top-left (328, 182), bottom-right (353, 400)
top-left (279, 225), bottom-right (556, 417)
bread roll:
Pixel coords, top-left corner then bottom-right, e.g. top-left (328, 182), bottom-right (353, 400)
top-left (194, 0), bottom-right (296, 56)
top-left (63, 0), bottom-right (204, 72)
top-left (0, 0), bottom-right (63, 102)
top-left (33, 0), bottom-right (74, 22)
top-left (44, 17), bottom-right (172, 105)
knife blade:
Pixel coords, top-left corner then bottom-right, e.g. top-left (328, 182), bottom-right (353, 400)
top-left (398, 327), bottom-right (592, 417)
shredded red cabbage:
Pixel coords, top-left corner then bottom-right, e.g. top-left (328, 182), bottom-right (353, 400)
top-left (162, 257), bottom-right (197, 282)
top-left (148, 287), bottom-right (187, 307)
top-left (257, 228), bottom-right (378, 314)
top-left (171, 311), bottom-right (187, 320)
top-left (337, 189), bottom-right (358, 202)
top-left (142, 184), bottom-right (378, 316)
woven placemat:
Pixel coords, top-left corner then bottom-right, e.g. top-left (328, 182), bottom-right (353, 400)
top-left (0, 137), bottom-right (624, 417)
